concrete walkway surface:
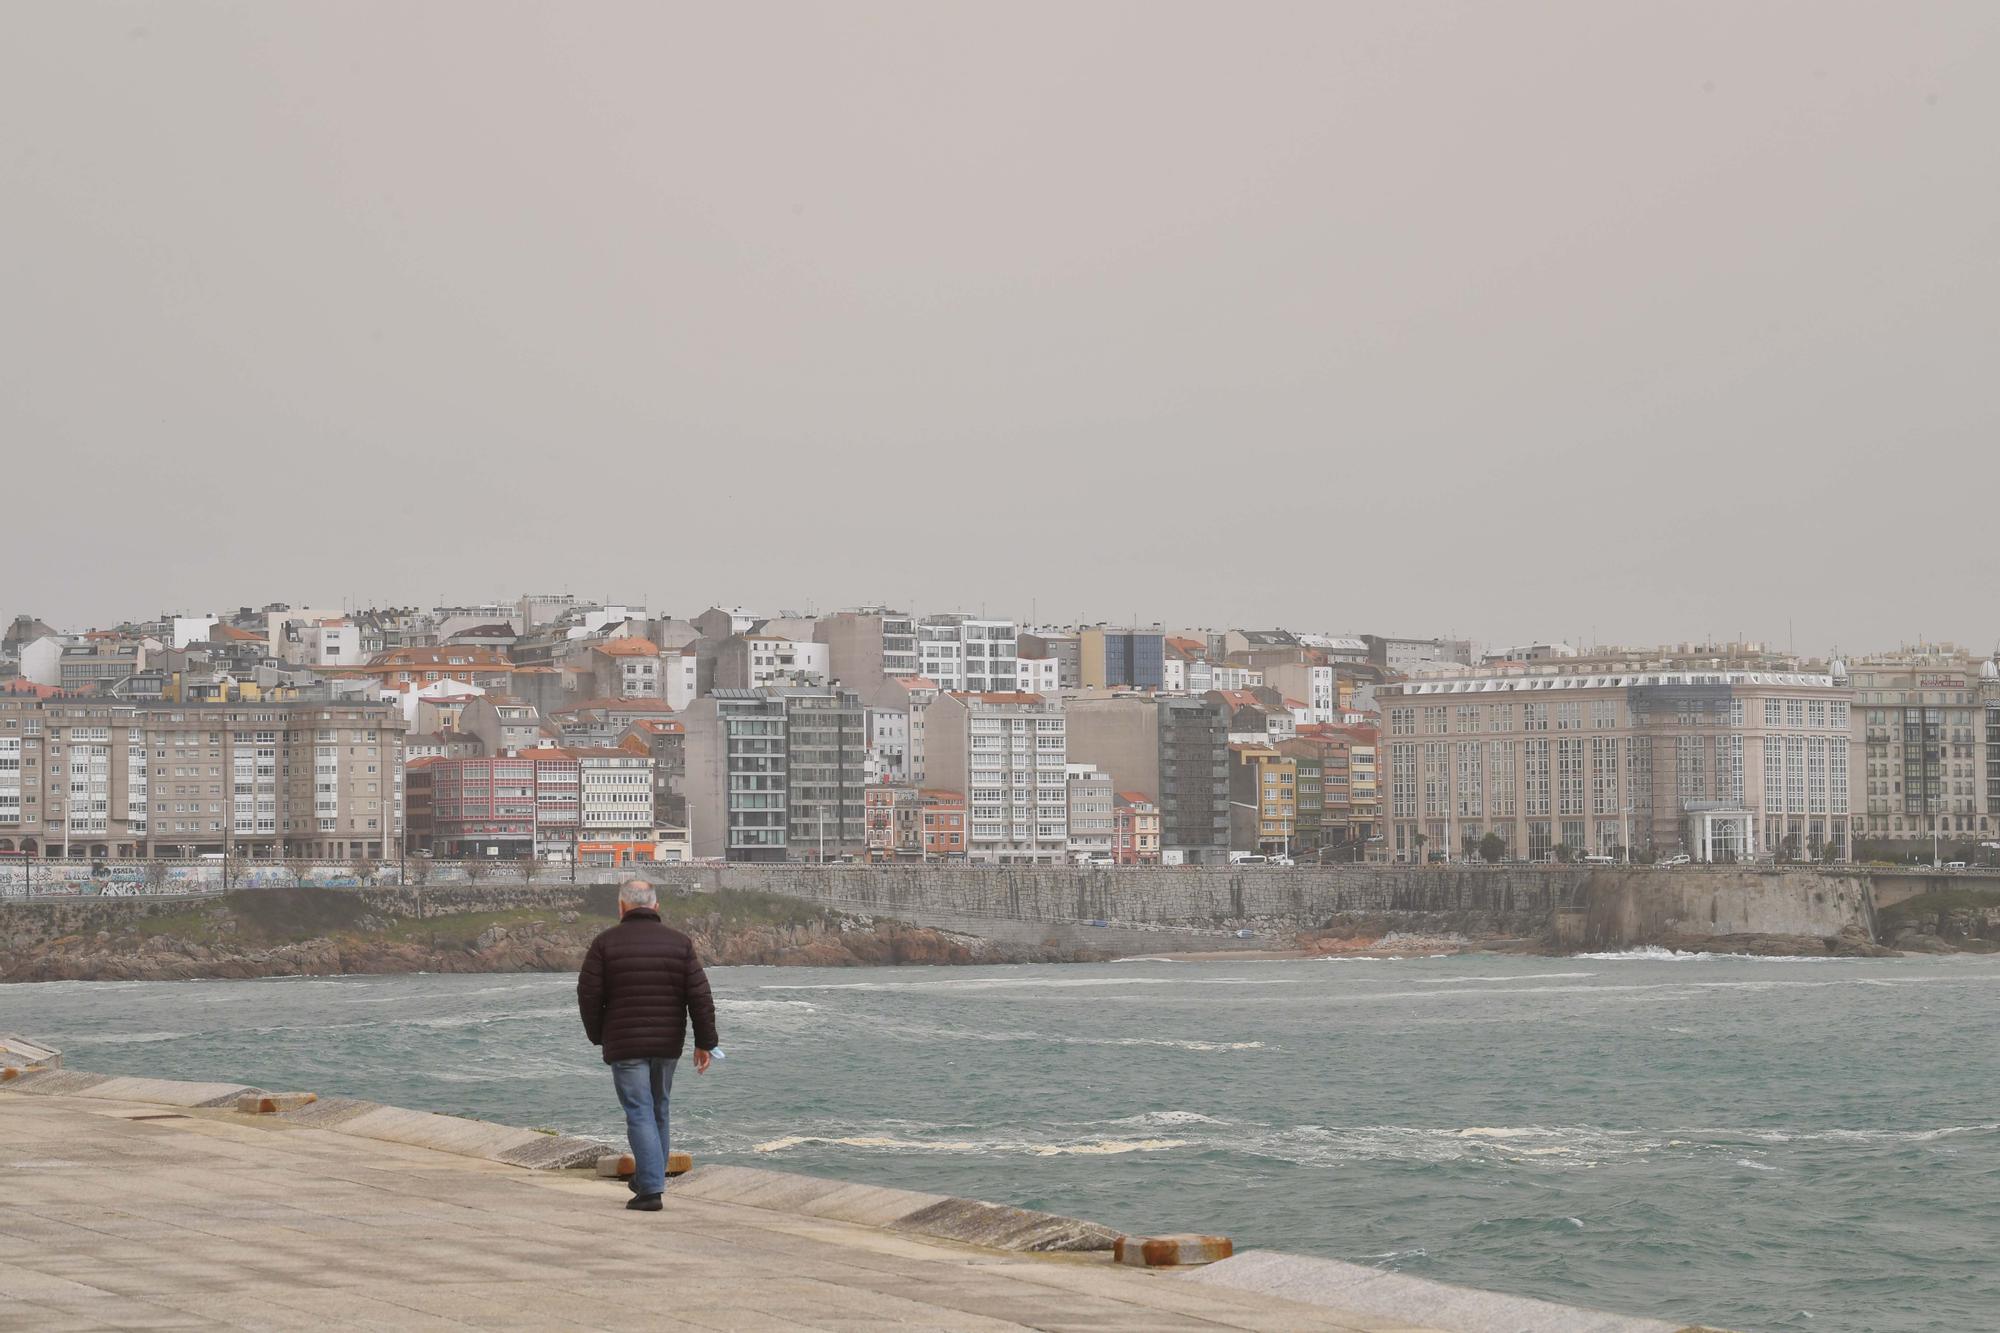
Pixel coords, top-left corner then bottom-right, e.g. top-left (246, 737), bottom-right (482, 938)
top-left (0, 1083), bottom-right (1727, 1333)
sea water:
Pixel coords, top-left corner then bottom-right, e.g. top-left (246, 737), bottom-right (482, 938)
top-left (8, 952), bottom-right (1998, 1333)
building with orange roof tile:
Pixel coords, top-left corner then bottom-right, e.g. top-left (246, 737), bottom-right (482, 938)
top-left (1112, 792), bottom-right (1162, 864)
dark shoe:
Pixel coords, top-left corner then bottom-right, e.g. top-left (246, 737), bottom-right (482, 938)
top-left (626, 1193), bottom-right (662, 1211)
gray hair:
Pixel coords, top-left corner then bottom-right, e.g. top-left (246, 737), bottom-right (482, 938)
top-left (618, 879), bottom-right (658, 910)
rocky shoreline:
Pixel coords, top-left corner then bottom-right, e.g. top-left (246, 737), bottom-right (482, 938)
top-left (0, 886), bottom-right (1110, 984)
top-left (8, 884), bottom-right (1996, 983)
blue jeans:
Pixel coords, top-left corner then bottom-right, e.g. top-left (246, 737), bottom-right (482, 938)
top-left (610, 1057), bottom-right (678, 1196)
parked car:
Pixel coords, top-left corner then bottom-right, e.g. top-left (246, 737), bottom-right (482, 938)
top-left (1658, 853), bottom-right (1692, 867)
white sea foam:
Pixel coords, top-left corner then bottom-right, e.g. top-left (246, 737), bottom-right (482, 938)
top-left (1111, 1110), bottom-right (1229, 1127)
top-left (1575, 947), bottom-right (1836, 962)
top-left (1735, 1158), bottom-right (1779, 1171)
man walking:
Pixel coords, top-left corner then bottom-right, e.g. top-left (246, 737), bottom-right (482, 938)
top-left (577, 879), bottom-right (719, 1211)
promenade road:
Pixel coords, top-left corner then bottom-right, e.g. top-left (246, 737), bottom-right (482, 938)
top-left (0, 1087), bottom-right (1446, 1333)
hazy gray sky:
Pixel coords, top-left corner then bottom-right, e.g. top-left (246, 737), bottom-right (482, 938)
top-left (4, 4), bottom-right (1995, 653)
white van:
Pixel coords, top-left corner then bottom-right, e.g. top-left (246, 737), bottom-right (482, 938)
top-left (1230, 853), bottom-right (1268, 865)
top-left (1582, 854), bottom-right (1617, 865)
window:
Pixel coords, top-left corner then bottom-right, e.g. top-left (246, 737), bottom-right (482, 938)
top-left (1524, 739), bottom-right (1551, 816)
top-left (1677, 736), bottom-right (1706, 801)
top-left (1557, 739), bottom-right (1585, 815)
top-left (1591, 736), bottom-right (1620, 814)
top-left (1489, 740), bottom-right (1515, 817)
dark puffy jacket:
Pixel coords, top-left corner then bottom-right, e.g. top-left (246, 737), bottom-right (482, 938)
top-left (576, 909), bottom-right (719, 1063)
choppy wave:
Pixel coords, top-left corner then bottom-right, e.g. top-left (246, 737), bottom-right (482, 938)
top-left (752, 1133), bottom-right (1188, 1157)
top-left (73, 1030), bottom-right (192, 1045)
top-left (1425, 972), bottom-right (1599, 983)
top-left (759, 975), bottom-right (1297, 992)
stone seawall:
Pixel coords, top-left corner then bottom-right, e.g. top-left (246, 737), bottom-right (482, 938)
top-left (664, 863), bottom-right (1881, 949)
top-left (669, 863), bottom-right (1578, 928)
top-left (1555, 870), bottom-right (1876, 950)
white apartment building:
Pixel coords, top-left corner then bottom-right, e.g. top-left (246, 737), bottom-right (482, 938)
top-left (1264, 661), bottom-right (1336, 724)
top-left (925, 692), bottom-right (1068, 863)
top-left (576, 748), bottom-right (657, 843)
top-left (666, 649), bottom-right (700, 710)
top-left (1016, 654), bottom-right (1060, 695)
top-left (865, 706), bottom-right (910, 785)
top-left (303, 620), bottom-right (364, 667)
top-left (919, 616), bottom-right (1017, 694)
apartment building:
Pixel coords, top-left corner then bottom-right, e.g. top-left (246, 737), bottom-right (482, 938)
top-left (584, 638), bottom-right (668, 699)
top-left (1079, 628), bottom-right (1165, 690)
top-left (682, 691), bottom-right (788, 861)
top-left (1064, 763), bottom-right (1115, 861)
top-left (1112, 792), bottom-right (1162, 864)
top-left (918, 616), bottom-right (1017, 693)
top-left (38, 640), bottom-right (146, 692)
top-left (924, 692), bottom-right (1068, 863)
top-left (0, 696), bottom-right (404, 861)
top-left (1262, 660), bottom-right (1336, 724)
top-left (1016, 652), bottom-right (1061, 695)
top-left (460, 695), bottom-right (547, 754)
top-left (1845, 647), bottom-right (2000, 845)
top-left (717, 633), bottom-right (831, 690)
top-left (681, 687), bottom-right (868, 861)
top-left (863, 785), bottom-right (966, 860)
top-left (575, 748), bottom-right (657, 844)
top-left (1020, 632), bottom-right (1081, 688)
top-left (815, 609), bottom-right (919, 686)
top-left (1284, 726), bottom-right (1364, 853)
top-left (1364, 635), bottom-right (1475, 673)
top-left (1229, 744), bottom-right (1297, 856)
top-left (618, 718), bottom-right (688, 832)
top-left (409, 749), bottom-right (579, 859)
top-left (782, 689), bottom-right (868, 859)
top-left (1064, 694), bottom-right (1230, 862)
top-left (1377, 665), bottom-right (1854, 863)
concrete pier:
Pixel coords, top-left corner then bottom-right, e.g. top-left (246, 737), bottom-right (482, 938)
top-left (0, 1071), bottom-right (1729, 1333)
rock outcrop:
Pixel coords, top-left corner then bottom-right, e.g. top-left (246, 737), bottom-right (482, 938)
top-left (0, 887), bottom-right (1108, 983)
